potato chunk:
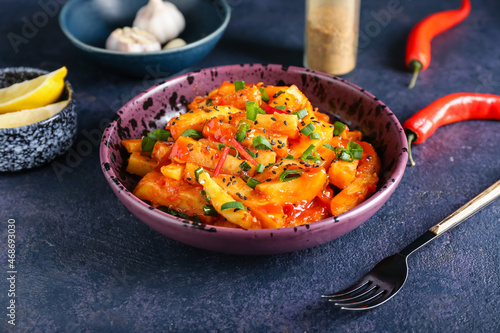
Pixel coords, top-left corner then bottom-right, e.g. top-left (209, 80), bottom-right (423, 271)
top-left (198, 171), bottom-right (258, 229)
top-left (168, 106), bottom-right (243, 139)
top-left (328, 159), bottom-right (359, 189)
top-left (241, 128), bottom-right (288, 158)
top-left (330, 142), bottom-right (381, 216)
top-left (213, 175), bottom-right (285, 228)
top-left (126, 152), bottom-right (157, 177)
top-left (170, 136), bottom-right (255, 176)
top-left (268, 85), bottom-right (313, 114)
top-left (250, 203), bottom-right (286, 229)
top-left (134, 171), bottom-right (206, 217)
top-left (255, 113), bottom-right (299, 139)
top-left (152, 141), bottom-right (173, 166)
top-left (122, 139), bottom-right (142, 153)
top-left (255, 168), bottom-right (327, 205)
top-left (288, 118), bottom-right (334, 158)
top-left (161, 163), bottom-right (185, 180)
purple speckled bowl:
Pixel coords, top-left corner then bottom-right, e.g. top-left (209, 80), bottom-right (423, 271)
top-left (100, 64), bottom-right (407, 255)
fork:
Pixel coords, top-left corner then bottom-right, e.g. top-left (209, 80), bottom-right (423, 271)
top-left (322, 179), bottom-right (500, 310)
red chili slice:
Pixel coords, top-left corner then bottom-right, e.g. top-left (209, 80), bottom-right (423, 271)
top-left (229, 139), bottom-right (258, 166)
top-left (264, 104), bottom-right (288, 115)
top-left (213, 146), bottom-right (230, 176)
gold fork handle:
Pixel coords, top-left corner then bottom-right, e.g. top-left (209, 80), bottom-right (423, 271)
top-left (429, 179), bottom-right (500, 236)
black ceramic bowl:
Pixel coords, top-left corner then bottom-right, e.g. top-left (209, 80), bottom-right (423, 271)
top-left (0, 67), bottom-right (77, 172)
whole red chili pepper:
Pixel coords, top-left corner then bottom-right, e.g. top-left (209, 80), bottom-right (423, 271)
top-left (403, 93), bottom-right (500, 166)
top-left (406, 0), bottom-right (471, 88)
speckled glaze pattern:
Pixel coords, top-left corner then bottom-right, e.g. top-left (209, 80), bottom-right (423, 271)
top-left (59, 0), bottom-right (231, 78)
top-left (0, 67), bottom-right (77, 172)
top-left (100, 64), bottom-right (408, 254)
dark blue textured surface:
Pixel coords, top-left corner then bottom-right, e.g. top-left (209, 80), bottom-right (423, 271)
top-left (1, 0), bottom-right (499, 332)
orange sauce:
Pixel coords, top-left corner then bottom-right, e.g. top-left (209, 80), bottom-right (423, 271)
top-left (202, 119), bottom-right (235, 144)
top-left (284, 198), bottom-right (331, 226)
top-left (169, 139), bottom-right (191, 162)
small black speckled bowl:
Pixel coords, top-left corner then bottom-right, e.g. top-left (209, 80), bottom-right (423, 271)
top-left (0, 67), bottom-right (77, 172)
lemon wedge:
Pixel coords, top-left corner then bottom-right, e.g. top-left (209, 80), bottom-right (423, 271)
top-left (0, 100), bottom-right (69, 128)
top-left (0, 66), bottom-right (67, 114)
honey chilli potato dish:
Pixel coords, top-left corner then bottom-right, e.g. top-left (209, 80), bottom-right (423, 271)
top-left (121, 81), bottom-right (381, 229)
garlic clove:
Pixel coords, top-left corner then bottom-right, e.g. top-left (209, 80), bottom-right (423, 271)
top-left (132, 0), bottom-right (186, 45)
top-left (105, 27), bottom-right (161, 53)
top-left (163, 38), bottom-right (187, 50)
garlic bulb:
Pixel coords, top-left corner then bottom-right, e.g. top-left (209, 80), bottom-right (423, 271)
top-left (133, 0), bottom-right (185, 44)
top-left (163, 38), bottom-right (187, 50)
top-left (105, 27), bottom-right (161, 53)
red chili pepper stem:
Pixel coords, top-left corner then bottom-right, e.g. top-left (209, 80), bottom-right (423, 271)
top-left (408, 60), bottom-right (423, 89)
top-left (405, 129), bottom-right (418, 167)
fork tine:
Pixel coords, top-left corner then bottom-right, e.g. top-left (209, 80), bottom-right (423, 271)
top-left (321, 279), bottom-right (371, 299)
top-left (336, 289), bottom-right (387, 309)
top-left (341, 287), bottom-right (397, 310)
top-left (331, 284), bottom-right (379, 303)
